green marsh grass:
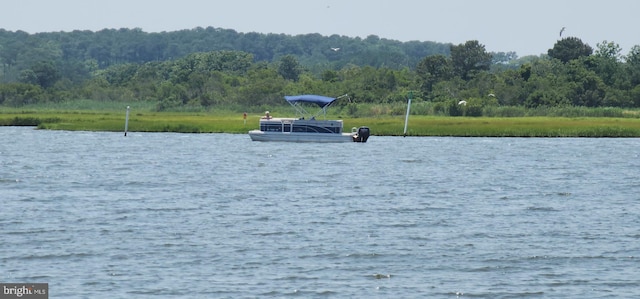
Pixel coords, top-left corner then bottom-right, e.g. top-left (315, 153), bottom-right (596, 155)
top-left (3, 100), bottom-right (640, 137)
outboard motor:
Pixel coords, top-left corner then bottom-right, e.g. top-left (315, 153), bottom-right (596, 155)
top-left (353, 126), bottom-right (370, 143)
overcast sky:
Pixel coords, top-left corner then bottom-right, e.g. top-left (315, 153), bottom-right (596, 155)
top-left (4, 0), bottom-right (639, 57)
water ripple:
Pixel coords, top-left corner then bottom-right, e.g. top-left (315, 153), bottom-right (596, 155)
top-left (2, 128), bottom-right (639, 298)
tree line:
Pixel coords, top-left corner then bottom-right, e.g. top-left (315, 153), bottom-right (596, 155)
top-left (0, 27), bottom-right (639, 115)
top-left (0, 27), bottom-right (449, 82)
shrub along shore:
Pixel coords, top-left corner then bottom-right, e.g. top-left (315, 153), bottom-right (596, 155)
top-left (3, 106), bottom-right (640, 137)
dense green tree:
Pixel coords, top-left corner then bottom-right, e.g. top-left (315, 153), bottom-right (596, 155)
top-left (156, 81), bottom-right (188, 111)
top-left (626, 45), bottom-right (640, 86)
top-left (18, 69), bottom-right (38, 86)
top-left (548, 37), bottom-right (593, 63)
top-left (524, 89), bottom-right (568, 108)
top-left (565, 59), bottom-right (606, 107)
top-left (450, 40), bottom-right (492, 80)
top-left (102, 63), bottom-right (138, 86)
top-left (519, 64), bottom-right (532, 81)
top-left (429, 77), bottom-right (466, 102)
top-left (236, 67), bottom-right (286, 107)
top-left (204, 51), bottom-right (253, 74)
top-left (595, 40), bottom-right (622, 61)
top-left (589, 41), bottom-right (624, 87)
top-left (491, 68), bottom-right (528, 106)
top-left (0, 27), bottom-right (455, 85)
top-left (277, 55), bottom-right (302, 81)
top-left (2, 28), bottom-right (640, 112)
top-left (463, 72), bottom-right (498, 99)
top-left (321, 70), bottom-right (339, 82)
top-left (402, 40), bottom-right (450, 68)
top-left (19, 61), bottom-right (59, 88)
top-left (0, 82), bottom-right (44, 106)
top-left (521, 59), bottom-right (571, 107)
top-left (416, 54), bottom-right (453, 94)
top-left (0, 39), bottom-right (23, 73)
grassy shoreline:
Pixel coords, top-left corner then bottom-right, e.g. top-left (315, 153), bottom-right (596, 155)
top-left (3, 108), bottom-right (640, 137)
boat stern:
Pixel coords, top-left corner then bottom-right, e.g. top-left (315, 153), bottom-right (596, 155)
top-left (351, 126), bottom-right (370, 142)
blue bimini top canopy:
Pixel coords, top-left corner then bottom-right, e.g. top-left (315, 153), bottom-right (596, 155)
top-left (284, 95), bottom-right (337, 108)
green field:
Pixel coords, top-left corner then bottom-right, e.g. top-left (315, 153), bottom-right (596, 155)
top-left (3, 102), bottom-right (640, 137)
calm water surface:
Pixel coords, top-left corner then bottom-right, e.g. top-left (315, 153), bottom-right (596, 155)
top-left (1, 127), bottom-right (639, 298)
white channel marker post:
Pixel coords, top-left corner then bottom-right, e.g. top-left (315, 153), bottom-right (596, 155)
top-left (403, 91), bottom-right (412, 136)
top-left (124, 106), bottom-right (130, 136)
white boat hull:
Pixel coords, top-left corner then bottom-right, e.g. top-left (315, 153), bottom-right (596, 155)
top-left (247, 94), bottom-right (370, 143)
top-left (248, 130), bottom-right (355, 143)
